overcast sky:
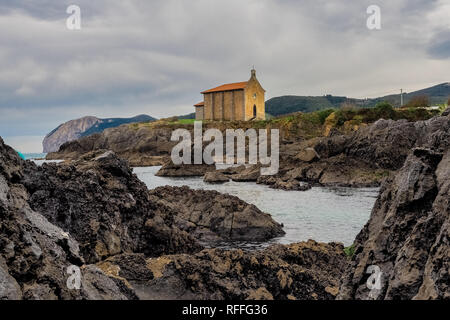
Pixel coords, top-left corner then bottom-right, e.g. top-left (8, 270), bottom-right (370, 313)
top-left (1, 0), bottom-right (449, 152)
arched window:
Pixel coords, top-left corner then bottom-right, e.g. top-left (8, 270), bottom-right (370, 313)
top-left (253, 105), bottom-right (257, 118)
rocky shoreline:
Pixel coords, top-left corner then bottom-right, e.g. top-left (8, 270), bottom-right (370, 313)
top-left (154, 113), bottom-right (450, 189)
top-left (2, 109), bottom-right (449, 300)
top-left (47, 110), bottom-right (449, 190)
top-left (46, 124), bottom-right (175, 166)
top-left (1, 138), bottom-right (344, 300)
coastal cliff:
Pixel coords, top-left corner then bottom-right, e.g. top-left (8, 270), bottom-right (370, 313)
top-left (43, 115), bottom-right (155, 153)
top-left (46, 123), bottom-right (174, 166)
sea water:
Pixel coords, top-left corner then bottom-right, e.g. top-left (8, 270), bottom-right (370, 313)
top-left (23, 153), bottom-right (47, 160)
top-left (134, 166), bottom-right (379, 248)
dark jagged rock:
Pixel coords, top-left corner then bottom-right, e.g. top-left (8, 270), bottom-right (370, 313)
top-left (1, 138), bottom-right (290, 300)
top-left (49, 111), bottom-right (450, 188)
top-left (282, 154), bottom-right (390, 187)
top-left (159, 112), bottom-right (450, 187)
top-left (47, 125), bottom-right (174, 166)
top-left (149, 186), bottom-right (285, 243)
top-left (338, 148), bottom-right (449, 300)
top-left (23, 150), bottom-right (201, 264)
top-left (96, 240), bottom-right (347, 300)
top-left (3, 110), bottom-right (450, 300)
top-left (0, 138), bottom-right (136, 300)
top-left (273, 112), bottom-right (450, 187)
top-left (217, 165), bottom-right (247, 175)
top-left (314, 115), bottom-right (450, 171)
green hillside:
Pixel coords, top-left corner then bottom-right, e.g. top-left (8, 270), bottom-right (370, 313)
top-left (265, 95), bottom-right (351, 116)
top-left (370, 82), bottom-right (450, 107)
top-left (265, 82), bottom-right (449, 116)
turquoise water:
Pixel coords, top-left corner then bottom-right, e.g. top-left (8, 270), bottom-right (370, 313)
top-left (23, 153), bottom-right (47, 160)
top-left (16, 151), bottom-right (26, 160)
top-left (134, 166), bottom-right (379, 248)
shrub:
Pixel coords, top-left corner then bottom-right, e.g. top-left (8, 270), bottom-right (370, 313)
top-left (352, 115), bottom-right (364, 124)
top-left (400, 107), bottom-right (434, 121)
top-left (406, 95), bottom-right (429, 108)
top-left (302, 112), bottom-right (322, 126)
top-left (374, 102), bottom-right (396, 119)
top-left (375, 101), bottom-right (393, 110)
top-left (344, 244), bottom-right (355, 257)
top-left (335, 105), bottom-right (357, 126)
top-left (317, 108), bottom-right (335, 124)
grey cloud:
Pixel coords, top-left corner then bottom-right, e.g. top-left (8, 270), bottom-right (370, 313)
top-left (428, 30), bottom-right (450, 59)
top-left (0, 0), bottom-right (449, 142)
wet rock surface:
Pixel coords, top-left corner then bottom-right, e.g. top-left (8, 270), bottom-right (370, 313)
top-left (229, 165), bottom-right (262, 182)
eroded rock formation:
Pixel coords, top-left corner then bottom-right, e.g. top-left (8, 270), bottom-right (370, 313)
top-left (2, 109), bottom-right (449, 300)
top-left (23, 151), bottom-right (201, 264)
top-left (46, 124), bottom-right (172, 166)
top-left (338, 147), bottom-right (449, 299)
top-left (149, 186), bottom-right (285, 243)
top-left (43, 115), bottom-right (155, 153)
top-left (0, 139), bottom-right (136, 299)
top-left (96, 240), bottom-right (347, 300)
top-left (2, 138), bottom-right (305, 300)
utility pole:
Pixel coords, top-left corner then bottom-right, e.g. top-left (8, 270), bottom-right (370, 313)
top-left (400, 89), bottom-right (404, 107)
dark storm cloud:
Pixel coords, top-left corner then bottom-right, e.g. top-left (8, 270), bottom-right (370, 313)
top-left (0, 0), bottom-right (449, 152)
top-left (428, 31), bottom-right (450, 59)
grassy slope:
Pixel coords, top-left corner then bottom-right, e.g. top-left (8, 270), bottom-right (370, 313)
top-left (132, 104), bottom-right (442, 141)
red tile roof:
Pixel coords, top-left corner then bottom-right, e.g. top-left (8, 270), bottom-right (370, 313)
top-left (201, 81), bottom-right (248, 94)
top-left (194, 101), bottom-right (204, 107)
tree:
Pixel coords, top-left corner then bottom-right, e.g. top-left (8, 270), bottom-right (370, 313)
top-left (406, 95), bottom-right (429, 108)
